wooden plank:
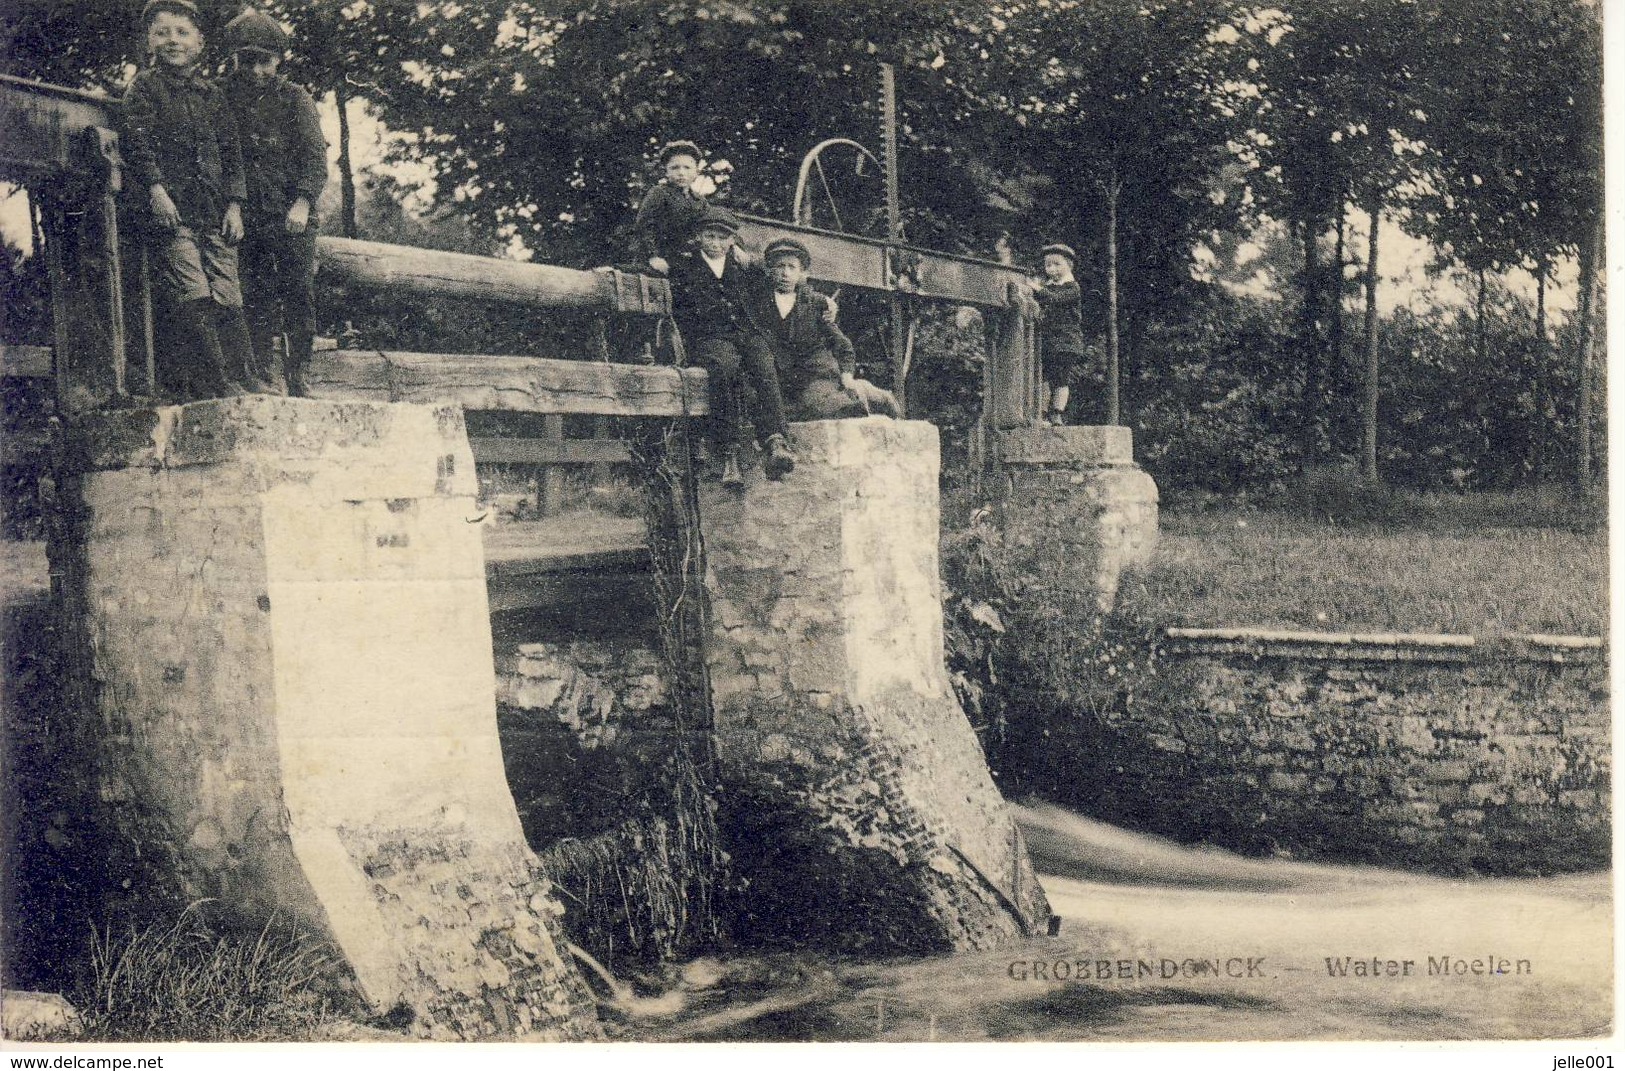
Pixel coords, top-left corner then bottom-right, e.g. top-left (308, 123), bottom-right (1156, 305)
top-left (304, 349), bottom-right (709, 417)
top-left (537, 414), bottom-right (565, 516)
top-left (316, 236), bottom-right (671, 316)
top-left (0, 345), bottom-right (52, 378)
top-left (469, 437), bottom-right (631, 466)
top-left (734, 212), bottom-right (1031, 308)
top-left (0, 75), bottom-right (117, 178)
top-left (486, 570), bottom-right (652, 614)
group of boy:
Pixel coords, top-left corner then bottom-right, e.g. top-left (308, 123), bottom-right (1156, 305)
top-left (637, 140), bottom-right (900, 488)
top-left (122, 0), bottom-right (325, 401)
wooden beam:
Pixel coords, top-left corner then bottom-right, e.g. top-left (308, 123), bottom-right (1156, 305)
top-left (0, 345), bottom-right (52, 378)
top-left (486, 570), bottom-right (652, 614)
top-left (470, 436), bottom-right (631, 466)
top-left (0, 75), bottom-right (117, 178)
top-left (315, 236), bottom-right (671, 316)
top-left (734, 212), bottom-right (1032, 309)
top-left (305, 348), bottom-right (709, 417)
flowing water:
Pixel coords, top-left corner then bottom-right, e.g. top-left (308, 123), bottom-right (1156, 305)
top-left (634, 803), bottom-right (1612, 1042)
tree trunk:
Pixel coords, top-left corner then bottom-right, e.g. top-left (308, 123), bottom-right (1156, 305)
top-left (1475, 267), bottom-right (1488, 366)
top-left (1533, 255), bottom-right (1549, 481)
top-left (1299, 221), bottom-right (1325, 463)
top-left (1330, 198), bottom-right (1347, 379)
top-left (1574, 216), bottom-right (1602, 489)
top-left (1360, 190), bottom-right (1382, 482)
top-left (1104, 168), bottom-right (1121, 426)
top-left (335, 83), bottom-right (359, 239)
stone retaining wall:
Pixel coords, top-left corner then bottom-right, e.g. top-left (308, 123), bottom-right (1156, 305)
top-left (1051, 628), bottom-right (1609, 874)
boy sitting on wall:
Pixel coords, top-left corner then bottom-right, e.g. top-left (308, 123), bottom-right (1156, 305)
top-left (667, 207), bottom-right (796, 488)
top-left (750, 239), bottom-right (900, 421)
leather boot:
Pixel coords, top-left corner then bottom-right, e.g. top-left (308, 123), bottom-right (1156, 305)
top-left (720, 446), bottom-right (745, 490)
top-left (763, 433), bottom-right (795, 481)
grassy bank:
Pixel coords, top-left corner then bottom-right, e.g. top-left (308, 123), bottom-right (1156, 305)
top-left (1130, 504), bottom-right (1607, 637)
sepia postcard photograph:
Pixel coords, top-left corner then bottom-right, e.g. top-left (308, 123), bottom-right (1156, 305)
top-left (0, 0), bottom-right (1614, 1061)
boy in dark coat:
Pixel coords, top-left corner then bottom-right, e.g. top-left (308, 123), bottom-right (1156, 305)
top-left (223, 7), bottom-right (328, 396)
top-left (749, 238), bottom-right (899, 421)
top-left (635, 140), bottom-right (710, 276)
top-left (1031, 242), bottom-right (1094, 425)
top-left (667, 207), bottom-right (795, 486)
top-left (121, 0), bottom-right (256, 399)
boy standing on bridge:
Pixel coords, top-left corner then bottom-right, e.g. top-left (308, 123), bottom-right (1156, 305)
top-left (668, 207), bottom-right (795, 488)
top-left (223, 7), bottom-right (328, 397)
top-left (122, 0), bottom-right (257, 400)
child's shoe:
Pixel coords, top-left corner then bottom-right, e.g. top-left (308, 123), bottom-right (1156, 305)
top-left (720, 446), bottom-right (745, 489)
top-left (763, 434), bottom-right (795, 481)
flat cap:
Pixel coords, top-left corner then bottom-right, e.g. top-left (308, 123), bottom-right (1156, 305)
top-left (762, 238), bottom-right (812, 267)
top-left (225, 7), bottom-right (289, 53)
top-left (1041, 243), bottom-right (1077, 263)
top-left (693, 206), bottom-right (740, 234)
top-left (142, 0), bottom-right (200, 23)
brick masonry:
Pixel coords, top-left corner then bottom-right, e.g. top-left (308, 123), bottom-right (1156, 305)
top-left (52, 396), bottom-right (598, 1039)
top-left (1056, 628), bottom-right (1610, 874)
top-left (698, 418), bottom-right (1050, 953)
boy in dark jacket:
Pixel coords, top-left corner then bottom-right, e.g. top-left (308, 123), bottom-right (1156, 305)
top-left (122, 0), bottom-right (256, 399)
top-left (749, 239), bottom-right (899, 421)
top-left (1032, 242), bottom-right (1093, 425)
top-left (667, 207), bottom-right (795, 487)
top-left (635, 140), bottom-right (710, 276)
top-left (223, 7), bottom-right (328, 396)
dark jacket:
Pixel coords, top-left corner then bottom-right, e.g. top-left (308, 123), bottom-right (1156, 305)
top-left (747, 284), bottom-right (855, 401)
top-left (1034, 279), bottom-right (1087, 354)
top-left (121, 65), bottom-right (247, 228)
top-left (668, 247), bottom-right (756, 342)
top-left (224, 72), bottom-right (327, 221)
top-left (635, 182), bottom-right (708, 263)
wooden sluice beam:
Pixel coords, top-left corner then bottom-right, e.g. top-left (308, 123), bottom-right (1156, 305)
top-left (316, 236), bottom-right (671, 316)
top-left (0, 75), bottom-right (118, 178)
top-left (305, 348), bottom-right (709, 417)
top-left (733, 213), bottom-right (1032, 309)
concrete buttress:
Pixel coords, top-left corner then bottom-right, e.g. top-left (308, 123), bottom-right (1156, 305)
top-left (50, 396), bottom-right (599, 1040)
top-left (700, 417), bottom-right (1051, 952)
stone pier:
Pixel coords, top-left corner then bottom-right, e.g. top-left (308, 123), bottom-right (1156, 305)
top-left (700, 418), bottom-right (1050, 953)
top-left (52, 396), bottom-right (597, 1040)
top-left (996, 425), bottom-right (1159, 613)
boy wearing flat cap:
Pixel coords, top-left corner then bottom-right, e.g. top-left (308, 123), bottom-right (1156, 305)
top-left (1032, 242), bottom-right (1093, 425)
top-left (224, 6), bottom-right (328, 396)
top-left (752, 238), bottom-right (900, 421)
top-left (667, 207), bottom-right (796, 486)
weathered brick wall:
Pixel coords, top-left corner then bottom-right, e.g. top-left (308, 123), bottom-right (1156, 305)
top-left (699, 418), bottom-right (1050, 953)
top-left (54, 397), bottom-right (598, 1039)
top-left (1047, 628), bottom-right (1609, 874)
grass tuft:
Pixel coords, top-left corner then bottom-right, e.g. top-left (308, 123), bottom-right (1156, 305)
top-left (72, 902), bottom-right (347, 1042)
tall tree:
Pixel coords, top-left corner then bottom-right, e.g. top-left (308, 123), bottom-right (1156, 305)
top-left (1407, 0), bottom-right (1603, 485)
top-left (929, 0), bottom-right (1246, 422)
top-left (1232, 0), bottom-right (1429, 468)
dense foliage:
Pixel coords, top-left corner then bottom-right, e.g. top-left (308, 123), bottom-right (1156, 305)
top-left (1, 0), bottom-right (1604, 492)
